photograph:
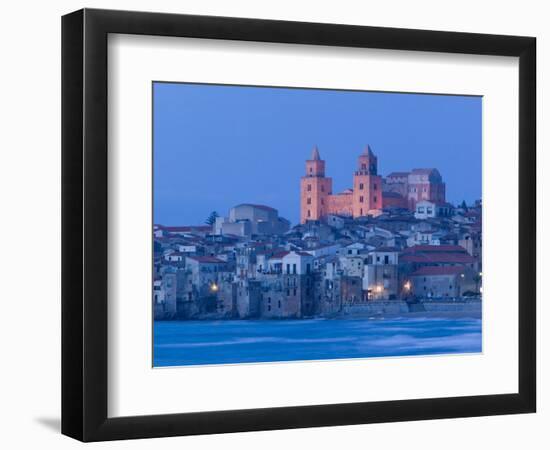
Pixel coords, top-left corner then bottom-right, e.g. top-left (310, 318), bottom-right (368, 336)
top-left (152, 82), bottom-right (483, 367)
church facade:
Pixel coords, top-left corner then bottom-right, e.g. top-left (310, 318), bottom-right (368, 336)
top-left (300, 145), bottom-right (446, 223)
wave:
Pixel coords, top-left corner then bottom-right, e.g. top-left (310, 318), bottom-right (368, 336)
top-left (365, 332), bottom-right (481, 352)
top-left (157, 336), bottom-right (356, 349)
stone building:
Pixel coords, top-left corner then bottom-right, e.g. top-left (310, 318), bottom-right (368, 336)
top-left (215, 204), bottom-right (290, 237)
top-left (300, 145), bottom-right (383, 223)
top-left (153, 272), bottom-right (177, 319)
top-left (409, 265), bottom-right (478, 298)
top-left (300, 145), bottom-right (446, 223)
top-left (363, 248), bottom-right (400, 300)
top-left (383, 169), bottom-right (446, 211)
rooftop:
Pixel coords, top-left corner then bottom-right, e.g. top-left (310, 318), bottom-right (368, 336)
top-left (386, 171), bottom-right (410, 178)
top-left (402, 245), bottom-right (468, 254)
top-left (401, 253), bottom-right (475, 264)
top-left (187, 256), bottom-right (225, 264)
top-left (234, 203), bottom-right (277, 212)
top-left (410, 266), bottom-right (466, 276)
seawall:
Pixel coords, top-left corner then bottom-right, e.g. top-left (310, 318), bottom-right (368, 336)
top-left (339, 299), bottom-right (481, 317)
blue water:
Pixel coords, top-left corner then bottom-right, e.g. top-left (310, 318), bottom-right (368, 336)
top-left (153, 316), bottom-right (482, 367)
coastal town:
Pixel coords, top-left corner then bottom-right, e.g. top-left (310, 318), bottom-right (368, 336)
top-left (153, 146), bottom-right (482, 320)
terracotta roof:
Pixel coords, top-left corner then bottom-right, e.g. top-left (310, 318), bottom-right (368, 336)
top-left (372, 246), bottom-right (400, 252)
top-left (270, 251), bottom-right (290, 259)
top-left (402, 245), bottom-right (468, 254)
top-left (411, 266), bottom-right (465, 276)
top-left (401, 253), bottom-right (474, 264)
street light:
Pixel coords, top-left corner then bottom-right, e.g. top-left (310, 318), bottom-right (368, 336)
top-left (210, 283), bottom-right (219, 292)
top-left (404, 281), bottom-right (411, 291)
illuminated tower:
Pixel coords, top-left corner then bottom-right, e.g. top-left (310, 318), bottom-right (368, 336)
top-left (300, 146), bottom-right (333, 223)
top-left (352, 145), bottom-right (383, 217)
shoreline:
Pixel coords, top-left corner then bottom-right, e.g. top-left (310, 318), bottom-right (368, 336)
top-left (155, 300), bottom-right (482, 322)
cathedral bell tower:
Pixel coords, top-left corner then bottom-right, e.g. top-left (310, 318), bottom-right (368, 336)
top-left (300, 146), bottom-right (333, 223)
top-left (352, 145), bottom-right (383, 217)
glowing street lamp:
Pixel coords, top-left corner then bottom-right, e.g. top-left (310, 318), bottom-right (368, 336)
top-left (375, 285), bottom-right (383, 294)
top-left (210, 283), bottom-right (219, 293)
top-left (403, 281), bottom-right (411, 292)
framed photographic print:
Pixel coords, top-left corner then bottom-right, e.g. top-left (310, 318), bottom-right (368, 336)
top-left (62, 8), bottom-right (536, 442)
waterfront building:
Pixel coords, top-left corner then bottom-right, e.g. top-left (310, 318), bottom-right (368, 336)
top-left (153, 272), bottom-right (177, 319)
top-left (363, 248), bottom-right (400, 300)
top-left (409, 265), bottom-right (477, 298)
top-left (185, 255), bottom-right (227, 294)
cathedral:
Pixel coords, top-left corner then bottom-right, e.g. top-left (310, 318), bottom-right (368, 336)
top-left (300, 145), bottom-right (446, 223)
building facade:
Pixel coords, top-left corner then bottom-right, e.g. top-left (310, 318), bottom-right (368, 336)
top-left (300, 145), bottom-right (383, 223)
top-left (300, 145), bottom-right (446, 223)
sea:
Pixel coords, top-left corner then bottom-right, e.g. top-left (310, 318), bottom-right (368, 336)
top-left (153, 314), bottom-right (482, 367)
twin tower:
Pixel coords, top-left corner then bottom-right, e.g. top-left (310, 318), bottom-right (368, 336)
top-left (300, 145), bottom-right (383, 224)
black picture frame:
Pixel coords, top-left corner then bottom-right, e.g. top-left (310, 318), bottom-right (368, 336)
top-left (62, 8), bottom-right (536, 442)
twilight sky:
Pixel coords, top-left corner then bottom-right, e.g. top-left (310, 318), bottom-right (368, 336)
top-left (153, 82), bottom-right (481, 226)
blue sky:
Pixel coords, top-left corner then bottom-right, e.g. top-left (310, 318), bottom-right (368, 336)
top-left (153, 82), bottom-right (481, 226)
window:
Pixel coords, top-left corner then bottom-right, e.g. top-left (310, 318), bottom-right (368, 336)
top-left (374, 183), bottom-right (377, 190)
top-left (278, 300), bottom-right (281, 308)
top-left (418, 207), bottom-right (425, 213)
top-left (359, 196), bottom-right (364, 203)
top-left (307, 210), bottom-right (311, 217)
top-left (373, 196), bottom-right (377, 203)
top-left (361, 163), bottom-right (366, 169)
top-left (384, 255), bottom-right (389, 265)
top-left (306, 263), bottom-right (311, 274)
top-left (268, 305), bottom-right (271, 311)
top-left (307, 198), bottom-right (311, 205)
top-left (307, 184), bottom-right (311, 192)
top-left (293, 263), bottom-right (297, 274)
top-left (293, 288), bottom-right (297, 296)
top-left (286, 263), bottom-right (290, 274)
top-left (359, 183), bottom-right (364, 190)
